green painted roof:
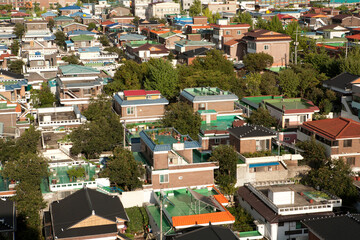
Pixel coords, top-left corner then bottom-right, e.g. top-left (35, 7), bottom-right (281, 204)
top-left (239, 231), bottom-right (262, 237)
top-left (175, 39), bottom-right (215, 46)
top-left (264, 98), bottom-right (314, 110)
top-left (70, 34), bottom-right (95, 41)
top-left (59, 64), bottom-right (99, 75)
top-left (197, 109), bottom-right (217, 114)
top-left (54, 16), bottom-right (74, 21)
top-left (125, 40), bottom-right (160, 48)
top-left (241, 95), bottom-right (283, 109)
top-left (159, 31), bottom-right (177, 38)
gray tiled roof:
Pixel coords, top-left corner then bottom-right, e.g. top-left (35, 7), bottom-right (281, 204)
top-left (180, 88), bottom-right (238, 103)
top-left (114, 93), bottom-right (169, 107)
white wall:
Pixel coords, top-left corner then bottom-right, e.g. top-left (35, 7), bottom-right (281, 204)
top-left (119, 189), bottom-right (154, 208)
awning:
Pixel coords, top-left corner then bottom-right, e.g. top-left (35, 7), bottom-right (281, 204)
top-left (249, 162), bottom-right (279, 168)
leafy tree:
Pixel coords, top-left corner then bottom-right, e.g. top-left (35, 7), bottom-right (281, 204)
top-left (189, 0), bottom-right (202, 17)
top-left (55, 31), bottom-right (66, 48)
top-left (99, 35), bottom-right (110, 46)
top-left (304, 48), bottom-right (340, 77)
top-left (202, 8), bottom-right (220, 24)
top-left (209, 145), bottom-right (238, 198)
top-left (87, 22), bottom-right (96, 31)
top-left (62, 55), bottom-right (80, 65)
top-left (132, 16), bottom-right (140, 26)
top-left (260, 72), bottom-right (279, 95)
top-left (268, 15), bottom-right (283, 32)
top-left (0, 139), bottom-right (17, 165)
top-left (243, 53), bottom-right (273, 72)
top-left (296, 137), bottom-right (327, 169)
top-left (340, 46), bottom-right (360, 75)
top-left (100, 147), bottom-right (144, 191)
top-left (144, 58), bottom-right (179, 100)
top-left (244, 72), bottom-right (261, 96)
top-left (10, 40), bottom-right (20, 56)
top-left (48, 18), bottom-right (55, 30)
top-left (233, 12), bottom-right (253, 28)
top-left (105, 60), bottom-right (144, 94)
top-left (246, 107), bottom-right (277, 128)
top-left (8, 60), bottom-right (24, 74)
top-left (227, 206), bottom-right (254, 232)
top-left (302, 159), bottom-right (358, 205)
top-left (14, 23), bottom-right (25, 39)
top-left (30, 82), bottom-right (57, 108)
top-left (278, 68), bottom-right (300, 97)
top-left (255, 16), bottom-right (268, 29)
top-left (291, 64), bottom-right (326, 97)
top-left (67, 167), bottom-right (85, 181)
top-left (104, 46), bottom-right (124, 61)
top-left (162, 102), bottom-right (202, 140)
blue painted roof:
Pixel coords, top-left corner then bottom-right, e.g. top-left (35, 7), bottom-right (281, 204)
top-left (41, 11), bottom-right (57, 17)
top-left (249, 162), bottom-right (279, 168)
top-left (3, 80), bottom-right (28, 91)
top-left (78, 47), bottom-right (100, 53)
top-left (69, 12), bottom-right (91, 18)
top-left (0, 34), bottom-right (16, 39)
top-left (0, 45), bottom-right (8, 50)
top-left (67, 30), bottom-right (96, 36)
top-left (114, 93), bottom-right (169, 107)
top-left (44, 35), bottom-right (55, 41)
top-left (59, 5), bottom-right (82, 11)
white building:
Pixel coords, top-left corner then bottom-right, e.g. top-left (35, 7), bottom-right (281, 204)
top-left (146, 2), bottom-right (181, 19)
top-left (133, 0), bottom-right (152, 19)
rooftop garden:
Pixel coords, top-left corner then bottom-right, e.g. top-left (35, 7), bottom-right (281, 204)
top-left (145, 128), bottom-right (193, 145)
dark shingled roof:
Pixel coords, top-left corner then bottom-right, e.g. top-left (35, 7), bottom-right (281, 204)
top-left (50, 188), bottom-right (128, 239)
top-left (0, 198), bottom-right (15, 232)
top-left (228, 125), bottom-right (276, 138)
top-left (178, 47), bottom-right (209, 59)
top-left (323, 72), bottom-right (360, 91)
top-left (171, 225), bottom-right (238, 240)
top-left (302, 214), bottom-right (360, 240)
top-left (0, 70), bottom-right (24, 79)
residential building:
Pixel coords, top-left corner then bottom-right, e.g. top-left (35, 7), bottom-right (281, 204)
top-left (0, 22), bottom-right (16, 45)
top-left (177, 47), bottom-right (210, 65)
top-left (59, 5), bottom-right (82, 16)
top-left (125, 41), bottom-right (170, 63)
top-left (297, 117), bottom-right (360, 172)
top-left (77, 47), bottom-right (118, 70)
top-left (254, 0), bottom-right (309, 7)
top-left (133, 0), bottom-right (152, 19)
top-left (113, 90), bottom-right (169, 123)
top-left (118, 33), bottom-right (147, 46)
top-left (139, 127), bottom-right (217, 189)
top-left (0, 0), bottom-right (25, 8)
top-left (212, 21), bottom-right (250, 49)
top-left (317, 24), bottom-right (349, 39)
top-left (207, 1), bottom-right (237, 15)
top-left (0, 198), bottom-right (16, 239)
top-left (108, 6), bottom-right (131, 17)
top-left (158, 32), bottom-right (185, 49)
top-left (146, 187), bottom-right (235, 238)
top-left (24, 52), bottom-right (58, 83)
top-left (242, 29), bottom-right (292, 67)
top-left (44, 188), bottom-right (129, 239)
top-left (169, 224), bottom-right (240, 240)
top-left (61, 22), bottom-right (88, 33)
top-left (301, 14), bottom-right (329, 31)
top-left (146, 2), bottom-right (181, 19)
top-left (53, 16), bottom-right (74, 26)
top-left (70, 34), bottom-right (96, 49)
top-left (23, 20), bottom-right (53, 42)
top-left (332, 14), bottom-right (360, 28)
top-left (302, 214), bottom-right (360, 240)
top-left (38, 0), bottom-right (77, 9)
top-left (56, 64), bottom-right (103, 109)
top-left (238, 181), bottom-right (341, 240)
top-left (174, 39), bottom-right (215, 53)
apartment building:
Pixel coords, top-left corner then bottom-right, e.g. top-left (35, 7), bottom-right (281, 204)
top-left (133, 0), bottom-right (152, 19)
top-left (146, 2), bottom-right (181, 19)
top-left (212, 22), bottom-right (250, 49)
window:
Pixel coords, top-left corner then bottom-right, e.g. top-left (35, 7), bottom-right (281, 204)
top-left (199, 103), bottom-right (205, 110)
top-left (225, 31), bottom-right (230, 35)
top-left (347, 157), bottom-right (355, 165)
top-left (237, 30), bottom-right (241, 35)
top-left (256, 139), bottom-right (270, 151)
top-left (278, 222), bottom-right (284, 227)
top-left (37, 61), bottom-right (44, 66)
top-left (127, 107), bottom-right (134, 115)
top-left (343, 139), bottom-right (352, 147)
top-left (264, 45), bottom-right (270, 50)
top-left (284, 137), bottom-right (290, 141)
top-left (83, 89), bottom-right (91, 95)
top-left (214, 138), bottom-right (220, 144)
top-left (159, 174), bottom-right (169, 183)
top-left (300, 115), bottom-right (307, 123)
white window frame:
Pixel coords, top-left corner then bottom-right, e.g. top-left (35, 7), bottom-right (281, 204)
top-left (159, 174), bottom-right (169, 183)
top-left (214, 138), bottom-right (220, 144)
top-left (126, 107), bottom-right (134, 115)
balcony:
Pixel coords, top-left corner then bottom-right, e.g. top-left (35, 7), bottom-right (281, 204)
top-left (26, 66), bottom-right (58, 72)
top-left (28, 54), bottom-right (45, 61)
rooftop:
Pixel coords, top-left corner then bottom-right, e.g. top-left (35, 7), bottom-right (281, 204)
top-left (59, 64), bottom-right (100, 75)
top-left (125, 40), bottom-right (160, 48)
top-left (240, 95), bottom-right (283, 110)
top-left (228, 125), bottom-right (276, 139)
top-left (264, 98), bottom-right (319, 113)
top-left (323, 72), bottom-right (360, 91)
top-left (48, 165), bottom-right (96, 185)
top-left (175, 39), bottom-right (215, 46)
top-left (200, 115), bottom-right (241, 135)
top-left (70, 34), bottom-right (95, 41)
top-left (180, 87), bottom-right (238, 103)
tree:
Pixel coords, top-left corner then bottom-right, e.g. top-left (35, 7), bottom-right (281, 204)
top-left (278, 68), bottom-right (300, 97)
top-left (268, 15), bottom-right (283, 32)
top-left (48, 18), bottom-right (55, 30)
top-left (209, 145), bottom-right (238, 198)
top-left (67, 167), bottom-right (85, 181)
top-left (302, 159), bottom-right (358, 205)
top-left (62, 55), bottom-right (80, 65)
top-left (340, 46), bottom-right (360, 75)
top-left (243, 53), bottom-right (273, 72)
top-left (100, 147), bottom-right (144, 191)
top-left (244, 72), bottom-right (262, 96)
top-left (296, 137), bottom-right (327, 169)
top-left (10, 40), bottom-right (20, 56)
top-left (260, 72), bottom-right (279, 95)
top-left (246, 107), bottom-right (277, 128)
top-left (30, 82), bottom-right (57, 108)
top-left (14, 23), bottom-right (25, 39)
top-left (55, 31), bottom-right (66, 48)
top-left (162, 102), bottom-right (202, 140)
top-left (104, 46), bottom-right (124, 61)
top-left (227, 206), bottom-right (254, 232)
top-left (99, 35), bottom-right (110, 46)
top-left (189, 0), bottom-right (202, 17)
top-left (255, 17), bottom-right (268, 29)
top-left (87, 22), bottom-right (96, 31)
top-left (202, 8), bottom-right (220, 24)
top-left (144, 58), bottom-right (179, 100)
top-left (233, 12), bottom-right (253, 28)
top-left (8, 60), bottom-right (24, 74)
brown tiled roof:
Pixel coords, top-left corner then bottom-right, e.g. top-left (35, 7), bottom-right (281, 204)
top-left (133, 43), bottom-right (169, 54)
top-left (211, 23), bottom-right (250, 29)
top-left (317, 24), bottom-right (344, 31)
top-left (223, 39), bottom-right (241, 46)
top-left (332, 14), bottom-right (353, 20)
top-left (243, 29), bottom-right (292, 42)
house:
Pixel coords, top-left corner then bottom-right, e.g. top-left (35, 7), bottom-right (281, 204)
top-left (242, 29), bottom-right (292, 67)
top-left (0, 71), bottom-right (29, 104)
top-left (146, 187), bottom-right (235, 239)
top-left (332, 14), bottom-right (360, 28)
top-left (255, 0), bottom-right (309, 7)
top-left (133, 0), bottom-right (152, 19)
top-left (113, 90), bottom-right (169, 123)
top-left (323, 72), bottom-right (359, 95)
top-left (125, 41), bottom-right (170, 63)
top-left (108, 6), bottom-right (131, 17)
top-left (297, 117), bottom-right (360, 173)
top-left (177, 47), bottom-right (210, 65)
top-left (301, 14), bottom-right (329, 30)
top-left (223, 38), bottom-right (244, 61)
top-left (0, 22), bottom-right (16, 45)
top-left (0, 198), bottom-right (16, 239)
top-left (207, 2), bottom-right (237, 15)
top-left (110, 16), bottom-right (135, 25)
top-left (44, 188), bottom-right (129, 239)
top-left (302, 214), bottom-right (360, 240)
top-left (59, 5), bottom-right (82, 16)
top-left (169, 224), bottom-right (239, 240)
top-left (237, 181), bottom-right (341, 240)
top-left (118, 33), bottom-right (147, 46)
top-left (146, 2), bottom-right (180, 19)
top-left (174, 39), bottom-right (215, 53)
top-left (70, 34), bottom-right (96, 49)
top-left (212, 21), bottom-right (251, 49)
top-left (139, 127), bottom-right (217, 189)
top-left (228, 124), bottom-right (306, 186)
top-left (77, 47), bottom-right (118, 69)
top-left (317, 24), bottom-right (349, 39)
top-left (61, 22), bottom-right (88, 33)
top-left (56, 64), bottom-right (103, 109)
top-left (54, 16), bottom-right (74, 27)
top-left (24, 52), bottom-right (58, 84)
top-left (158, 32), bottom-right (185, 49)
top-left (23, 20), bottom-right (53, 42)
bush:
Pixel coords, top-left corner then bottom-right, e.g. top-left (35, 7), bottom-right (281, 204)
top-left (241, 150), bottom-right (273, 158)
top-left (125, 207), bottom-right (149, 234)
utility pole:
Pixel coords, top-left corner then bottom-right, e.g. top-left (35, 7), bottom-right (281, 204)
top-left (123, 120), bottom-right (126, 148)
top-left (345, 41), bottom-right (348, 59)
top-left (294, 25), bottom-right (299, 65)
top-left (160, 195), bottom-right (163, 240)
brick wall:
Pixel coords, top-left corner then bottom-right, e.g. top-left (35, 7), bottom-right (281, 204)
top-left (239, 139), bottom-right (256, 153)
top-left (64, 25), bottom-right (87, 32)
top-left (120, 104), bottom-right (165, 119)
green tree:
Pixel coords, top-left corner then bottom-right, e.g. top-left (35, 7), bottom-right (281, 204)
top-left (0, 139), bottom-right (17, 165)
top-left (99, 35), bottom-right (110, 46)
top-left (62, 55), bottom-right (80, 65)
top-left (268, 15), bottom-right (283, 32)
top-left (244, 72), bottom-right (262, 96)
top-left (30, 82), bottom-right (57, 108)
top-left (189, 0), bottom-right (202, 17)
top-left (87, 22), bottom-right (96, 31)
top-left (162, 102), bottom-right (202, 140)
top-left (227, 206), bottom-right (254, 232)
top-left (55, 31), bottom-right (66, 48)
top-left (14, 23), bottom-right (25, 39)
top-left (255, 17), bottom-right (268, 29)
top-left (104, 46), bottom-right (124, 61)
top-left (144, 58), bottom-right (179, 100)
top-left (246, 107), bottom-right (277, 128)
top-left (278, 68), bottom-right (300, 97)
top-left (100, 147), bottom-right (144, 191)
top-left (296, 137), bottom-right (327, 169)
top-left (67, 167), bottom-right (85, 181)
top-left (340, 46), bottom-right (360, 75)
top-left (209, 145), bottom-right (238, 198)
top-left (243, 53), bottom-right (274, 72)
top-left (302, 159), bottom-right (358, 205)
top-left (10, 40), bottom-right (20, 56)
top-left (304, 48), bottom-right (340, 78)
top-left (260, 72), bottom-right (279, 95)
top-left (233, 12), bottom-right (253, 28)
top-left (8, 60), bottom-right (24, 74)
top-left (48, 18), bottom-right (55, 30)
top-left (202, 8), bottom-right (220, 24)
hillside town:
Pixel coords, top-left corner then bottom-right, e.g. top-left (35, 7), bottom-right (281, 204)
top-left (0, 0), bottom-right (360, 240)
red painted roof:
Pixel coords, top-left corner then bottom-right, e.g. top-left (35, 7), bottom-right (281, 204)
top-left (172, 210), bottom-right (235, 227)
top-left (123, 90), bottom-right (160, 96)
top-left (346, 34), bottom-right (360, 40)
top-left (277, 14), bottom-right (296, 20)
top-left (0, 53), bottom-right (14, 60)
top-left (101, 20), bottom-right (115, 26)
top-left (11, 12), bottom-right (29, 17)
top-left (302, 117), bottom-right (360, 140)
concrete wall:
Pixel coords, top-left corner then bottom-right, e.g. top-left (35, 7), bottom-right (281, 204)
top-left (119, 189), bottom-right (154, 208)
